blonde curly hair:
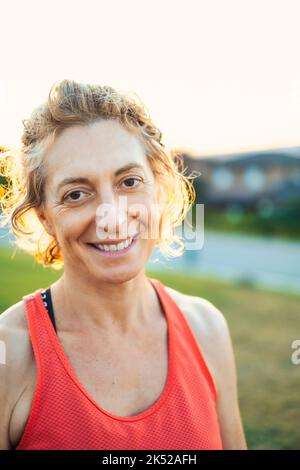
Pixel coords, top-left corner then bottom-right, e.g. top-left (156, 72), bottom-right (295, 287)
top-left (0, 79), bottom-right (197, 270)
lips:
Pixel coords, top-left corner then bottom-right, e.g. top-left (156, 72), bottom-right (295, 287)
top-left (88, 233), bottom-right (139, 246)
top-left (87, 237), bottom-right (138, 256)
top-left (86, 233), bottom-right (139, 256)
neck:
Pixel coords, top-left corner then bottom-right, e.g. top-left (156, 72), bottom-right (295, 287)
top-left (51, 269), bottom-right (159, 335)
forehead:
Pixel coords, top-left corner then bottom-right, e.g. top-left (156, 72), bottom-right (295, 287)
top-left (45, 119), bottom-right (151, 184)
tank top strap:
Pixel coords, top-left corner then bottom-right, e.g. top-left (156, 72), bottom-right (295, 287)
top-left (22, 289), bottom-right (47, 352)
top-left (147, 277), bottom-right (218, 403)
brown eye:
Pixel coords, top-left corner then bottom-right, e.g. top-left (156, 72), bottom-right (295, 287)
top-left (65, 190), bottom-right (85, 201)
top-left (121, 177), bottom-right (141, 188)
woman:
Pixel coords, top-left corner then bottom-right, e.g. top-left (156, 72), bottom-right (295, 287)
top-left (0, 80), bottom-right (247, 450)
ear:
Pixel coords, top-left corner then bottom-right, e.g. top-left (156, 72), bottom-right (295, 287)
top-left (35, 207), bottom-right (55, 237)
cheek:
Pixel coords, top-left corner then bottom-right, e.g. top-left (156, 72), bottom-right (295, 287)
top-left (53, 211), bottom-right (89, 242)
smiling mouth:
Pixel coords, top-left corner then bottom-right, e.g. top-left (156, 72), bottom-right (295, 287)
top-left (87, 234), bottom-right (139, 253)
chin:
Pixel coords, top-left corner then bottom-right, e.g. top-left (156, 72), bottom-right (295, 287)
top-left (91, 264), bottom-right (143, 285)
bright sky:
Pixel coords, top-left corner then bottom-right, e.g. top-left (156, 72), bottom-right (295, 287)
top-left (1, 0), bottom-right (300, 155)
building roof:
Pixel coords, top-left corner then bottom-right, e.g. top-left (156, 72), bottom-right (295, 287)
top-left (188, 146), bottom-right (300, 166)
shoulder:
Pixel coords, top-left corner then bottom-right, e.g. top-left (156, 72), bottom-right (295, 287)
top-left (0, 298), bottom-right (35, 375)
top-left (164, 285), bottom-right (229, 346)
top-left (0, 299), bottom-right (34, 383)
top-left (0, 300), bottom-right (31, 360)
top-left (0, 299), bottom-right (31, 360)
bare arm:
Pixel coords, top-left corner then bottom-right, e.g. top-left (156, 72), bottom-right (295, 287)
top-left (0, 324), bottom-right (13, 449)
top-left (0, 301), bottom-right (30, 450)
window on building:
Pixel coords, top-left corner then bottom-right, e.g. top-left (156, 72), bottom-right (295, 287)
top-left (243, 165), bottom-right (265, 192)
top-left (211, 167), bottom-right (235, 191)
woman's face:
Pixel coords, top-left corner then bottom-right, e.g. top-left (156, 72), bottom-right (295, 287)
top-left (38, 119), bottom-right (161, 283)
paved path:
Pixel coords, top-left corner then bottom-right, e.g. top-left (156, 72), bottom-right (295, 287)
top-left (147, 230), bottom-right (300, 295)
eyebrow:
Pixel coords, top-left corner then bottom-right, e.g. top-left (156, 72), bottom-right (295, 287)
top-left (56, 163), bottom-right (145, 192)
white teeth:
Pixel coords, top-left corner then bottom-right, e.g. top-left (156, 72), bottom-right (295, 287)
top-left (94, 238), bottom-right (133, 252)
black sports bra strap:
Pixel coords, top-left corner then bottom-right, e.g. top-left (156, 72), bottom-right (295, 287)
top-left (41, 288), bottom-right (57, 333)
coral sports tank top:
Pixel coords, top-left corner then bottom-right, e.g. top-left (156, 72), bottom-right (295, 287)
top-left (15, 277), bottom-right (223, 450)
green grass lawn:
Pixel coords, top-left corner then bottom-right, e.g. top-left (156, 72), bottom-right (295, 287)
top-left (1, 245), bottom-right (299, 449)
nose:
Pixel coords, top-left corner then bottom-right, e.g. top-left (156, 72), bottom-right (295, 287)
top-left (95, 196), bottom-right (137, 241)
